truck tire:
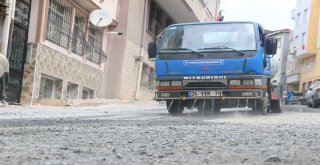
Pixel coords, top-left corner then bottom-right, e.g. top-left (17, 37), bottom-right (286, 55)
top-left (252, 99), bottom-right (268, 115)
top-left (311, 99), bottom-right (320, 108)
top-left (270, 100), bottom-right (282, 113)
top-left (166, 100), bottom-right (185, 115)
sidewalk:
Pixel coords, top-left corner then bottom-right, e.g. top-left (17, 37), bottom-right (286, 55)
top-left (0, 101), bottom-right (165, 120)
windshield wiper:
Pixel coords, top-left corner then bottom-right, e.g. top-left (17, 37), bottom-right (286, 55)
top-left (197, 46), bottom-right (245, 56)
top-left (162, 48), bottom-right (206, 58)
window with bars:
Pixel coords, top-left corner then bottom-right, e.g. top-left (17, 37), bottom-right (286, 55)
top-left (72, 14), bottom-right (87, 56)
top-left (46, 0), bottom-right (72, 48)
top-left (46, 0), bottom-right (106, 65)
top-left (87, 24), bottom-right (104, 64)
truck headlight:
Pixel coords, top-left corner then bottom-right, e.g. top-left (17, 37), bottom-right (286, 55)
top-left (230, 80), bottom-right (241, 85)
top-left (254, 79), bottom-right (263, 85)
top-left (171, 81), bottom-right (182, 86)
top-left (243, 80), bottom-right (254, 86)
top-left (160, 81), bottom-right (170, 86)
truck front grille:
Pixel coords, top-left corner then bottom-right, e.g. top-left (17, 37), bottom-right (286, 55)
top-left (184, 82), bottom-right (227, 89)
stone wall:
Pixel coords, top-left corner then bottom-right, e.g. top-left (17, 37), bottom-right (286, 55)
top-left (118, 39), bottom-right (141, 100)
top-left (20, 43), bottom-right (105, 103)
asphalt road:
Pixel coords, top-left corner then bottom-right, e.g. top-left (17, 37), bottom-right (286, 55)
top-left (0, 103), bottom-right (320, 165)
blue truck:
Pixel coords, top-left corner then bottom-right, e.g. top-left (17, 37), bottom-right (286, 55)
top-left (148, 21), bottom-right (281, 115)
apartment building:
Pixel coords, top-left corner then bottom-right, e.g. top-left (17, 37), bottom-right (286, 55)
top-left (5, 0), bottom-right (119, 104)
top-left (267, 29), bottom-right (290, 92)
top-left (104, 0), bottom-right (220, 100)
top-left (288, 0), bottom-right (320, 92)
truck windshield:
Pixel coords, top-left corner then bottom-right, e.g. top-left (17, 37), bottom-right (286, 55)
top-left (159, 23), bottom-right (257, 53)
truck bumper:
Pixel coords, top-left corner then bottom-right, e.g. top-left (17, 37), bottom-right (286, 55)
top-left (155, 89), bottom-right (266, 101)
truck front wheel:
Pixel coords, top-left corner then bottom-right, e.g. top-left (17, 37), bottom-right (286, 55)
top-left (166, 100), bottom-right (185, 115)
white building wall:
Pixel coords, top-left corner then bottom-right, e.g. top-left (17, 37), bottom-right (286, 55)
top-left (293, 0), bottom-right (311, 56)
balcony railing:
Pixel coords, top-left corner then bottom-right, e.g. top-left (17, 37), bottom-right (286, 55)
top-left (46, 0), bottom-right (106, 65)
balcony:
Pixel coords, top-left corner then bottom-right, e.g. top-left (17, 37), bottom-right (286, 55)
top-left (286, 73), bottom-right (301, 84)
top-left (154, 0), bottom-right (203, 23)
top-left (295, 44), bottom-right (317, 59)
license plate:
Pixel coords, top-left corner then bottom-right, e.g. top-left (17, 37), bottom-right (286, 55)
top-left (188, 91), bottom-right (223, 97)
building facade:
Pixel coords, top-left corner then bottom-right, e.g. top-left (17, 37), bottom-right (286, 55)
top-left (6, 0), bottom-right (119, 104)
top-left (287, 0), bottom-right (320, 92)
top-left (104, 0), bottom-right (220, 100)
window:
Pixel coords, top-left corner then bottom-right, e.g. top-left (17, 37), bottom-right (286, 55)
top-left (303, 9), bottom-right (308, 23)
top-left (39, 75), bottom-right (63, 99)
top-left (140, 63), bottom-right (155, 90)
top-left (46, 0), bottom-right (72, 48)
top-left (46, 0), bottom-right (106, 65)
top-left (67, 82), bottom-right (79, 99)
top-left (87, 24), bottom-right (104, 64)
top-left (302, 82), bottom-right (306, 92)
top-left (82, 87), bottom-right (94, 99)
top-left (301, 32), bottom-right (306, 49)
top-left (72, 14), bottom-right (87, 57)
top-left (148, 1), bottom-right (174, 36)
top-left (304, 57), bottom-right (315, 72)
top-left (160, 23), bottom-right (256, 51)
top-left (295, 36), bottom-right (299, 48)
top-left (296, 13), bottom-right (300, 25)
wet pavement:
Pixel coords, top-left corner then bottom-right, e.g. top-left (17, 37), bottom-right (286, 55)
top-left (0, 103), bottom-right (320, 164)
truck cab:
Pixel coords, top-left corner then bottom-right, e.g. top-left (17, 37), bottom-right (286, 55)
top-left (148, 21), bottom-right (280, 115)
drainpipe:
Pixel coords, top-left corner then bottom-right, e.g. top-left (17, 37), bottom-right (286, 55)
top-left (134, 0), bottom-right (148, 100)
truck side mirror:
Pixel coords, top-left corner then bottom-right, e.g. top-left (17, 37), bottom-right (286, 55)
top-left (148, 42), bottom-right (157, 61)
top-left (266, 38), bottom-right (277, 55)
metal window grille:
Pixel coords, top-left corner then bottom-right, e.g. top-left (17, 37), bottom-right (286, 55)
top-left (71, 13), bottom-right (87, 56)
top-left (46, 0), bottom-right (72, 48)
top-left (14, 0), bottom-right (31, 26)
top-left (87, 24), bottom-right (105, 64)
top-left (46, 0), bottom-right (106, 65)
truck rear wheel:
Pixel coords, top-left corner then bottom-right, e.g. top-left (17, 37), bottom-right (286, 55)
top-left (270, 100), bottom-right (282, 113)
top-left (166, 100), bottom-right (185, 115)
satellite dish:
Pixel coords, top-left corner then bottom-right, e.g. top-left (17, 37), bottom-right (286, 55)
top-left (89, 9), bottom-right (112, 27)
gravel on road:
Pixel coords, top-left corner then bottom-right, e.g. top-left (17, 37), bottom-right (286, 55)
top-left (0, 102), bottom-right (320, 165)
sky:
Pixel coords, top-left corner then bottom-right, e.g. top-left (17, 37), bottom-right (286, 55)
top-left (220, 0), bottom-right (297, 31)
